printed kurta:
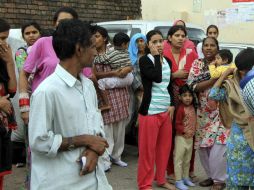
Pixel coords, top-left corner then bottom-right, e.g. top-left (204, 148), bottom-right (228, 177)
top-left (187, 59), bottom-right (229, 148)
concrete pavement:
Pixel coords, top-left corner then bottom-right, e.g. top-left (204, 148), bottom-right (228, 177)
top-left (4, 145), bottom-right (210, 190)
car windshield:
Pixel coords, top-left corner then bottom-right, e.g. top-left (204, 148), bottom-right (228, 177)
top-left (98, 24), bottom-right (132, 41)
top-left (187, 28), bottom-right (206, 42)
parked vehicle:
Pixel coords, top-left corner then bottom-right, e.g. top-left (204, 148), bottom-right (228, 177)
top-left (220, 42), bottom-right (254, 61)
top-left (97, 20), bottom-right (206, 45)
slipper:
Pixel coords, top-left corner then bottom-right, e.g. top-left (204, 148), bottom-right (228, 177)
top-left (189, 175), bottom-right (199, 183)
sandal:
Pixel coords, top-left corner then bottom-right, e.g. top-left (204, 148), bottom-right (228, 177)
top-left (199, 178), bottom-right (214, 187)
top-left (189, 174), bottom-right (199, 183)
top-left (210, 183), bottom-right (226, 190)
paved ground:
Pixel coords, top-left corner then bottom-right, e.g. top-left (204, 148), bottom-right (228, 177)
top-left (4, 145), bottom-right (210, 190)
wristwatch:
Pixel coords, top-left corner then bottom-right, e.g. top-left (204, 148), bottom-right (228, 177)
top-left (67, 137), bottom-right (75, 151)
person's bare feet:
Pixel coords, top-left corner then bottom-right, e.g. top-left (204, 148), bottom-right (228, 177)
top-left (158, 182), bottom-right (176, 190)
top-left (167, 174), bottom-right (175, 184)
top-left (167, 174), bottom-right (175, 180)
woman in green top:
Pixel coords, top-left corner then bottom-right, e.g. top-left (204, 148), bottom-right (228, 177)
top-left (15, 22), bottom-right (41, 72)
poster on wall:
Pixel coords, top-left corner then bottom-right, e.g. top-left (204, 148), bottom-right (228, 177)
top-left (205, 4), bottom-right (254, 28)
top-left (193, 0), bottom-right (202, 12)
top-left (204, 0), bottom-right (254, 27)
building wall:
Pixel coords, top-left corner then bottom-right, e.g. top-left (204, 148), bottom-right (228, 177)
top-left (141, 0), bottom-right (254, 44)
top-left (0, 0), bottom-right (141, 29)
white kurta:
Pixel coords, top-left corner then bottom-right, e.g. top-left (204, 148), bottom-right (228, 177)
top-left (29, 64), bottom-right (112, 190)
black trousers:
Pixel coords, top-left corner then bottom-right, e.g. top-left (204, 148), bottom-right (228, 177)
top-left (0, 130), bottom-right (12, 174)
top-left (12, 141), bottom-right (26, 164)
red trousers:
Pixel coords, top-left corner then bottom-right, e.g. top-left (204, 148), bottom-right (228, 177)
top-left (0, 176), bottom-right (3, 190)
top-left (137, 112), bottom-right (172, 190)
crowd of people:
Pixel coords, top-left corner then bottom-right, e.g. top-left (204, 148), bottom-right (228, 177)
top-left (0, 6), bottom-right (254, 190)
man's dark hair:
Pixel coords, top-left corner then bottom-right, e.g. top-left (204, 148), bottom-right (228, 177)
top-left (113, 32), bottom-right (130, 47)
top-left (217, 49), bottom-right (233, 64)
top-left (94, 25), bottom-right (109, 44)
top-left (0, 19), bottom-right (10, 33)
top-left (53, 19), bottom-right (93, 60)
top-left (235, 47), bottom-right (254, 71)
top-left (53, 7), bottom-right (78, 23)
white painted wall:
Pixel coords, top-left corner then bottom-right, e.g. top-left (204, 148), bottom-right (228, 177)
top-left (141, 0), bottom-right (254, 43)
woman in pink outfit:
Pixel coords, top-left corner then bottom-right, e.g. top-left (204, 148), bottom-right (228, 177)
top-left (163, 25), bottom-right (198, 182)
top-left (19, 7), bottom-right (78, 125)
top-left (17, 7), bottom-right (78, 189)
top-left (163, 19), bottom-right (196, 54)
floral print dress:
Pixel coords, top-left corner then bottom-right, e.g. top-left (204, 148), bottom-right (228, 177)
top-left (187, 59), bottom-right (229, 148)
top-left (209, 87), bottom-right (254, 188)
top-left (15, 46), bottom-right (28, 72)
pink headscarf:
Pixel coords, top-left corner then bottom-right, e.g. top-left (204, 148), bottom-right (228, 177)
top-left (173, 19), bottom-right (186, 27)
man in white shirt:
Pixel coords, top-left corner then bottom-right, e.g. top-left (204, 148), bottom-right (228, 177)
top-left (28, 19), bottom-right (112, 190)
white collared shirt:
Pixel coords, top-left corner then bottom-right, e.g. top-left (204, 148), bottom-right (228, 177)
top-left (29, 64), bottom-right (112, 190)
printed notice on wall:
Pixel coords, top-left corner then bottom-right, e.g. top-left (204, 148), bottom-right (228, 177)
top-left (205, 3), bottom-right (254, 28)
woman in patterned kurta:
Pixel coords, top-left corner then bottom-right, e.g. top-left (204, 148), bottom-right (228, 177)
top-left (209, 48), bottom-right (254, 190)
top-left (93, 26), bottom-right (130, 171)
top-left (187, 37), bottom-right (228, 190)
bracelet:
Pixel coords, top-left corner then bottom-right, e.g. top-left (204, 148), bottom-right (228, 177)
top-left (8, 88), bottom-right (17, 94)
top-left (20, 105), bottom-right (30, 113)
top-left (19, 98), bottom-right (30, 107)
top-left (19, 92), bottom-right (29, 99)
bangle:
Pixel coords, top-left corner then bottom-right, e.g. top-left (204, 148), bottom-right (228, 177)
top-left (19, 92), bottom-right (29, 99)
top-left (20, 105), bottom-right (30, 113)
top-left (87, 147), bottom-right (100, 156)
top-left (19, 93), bottom-right (30, 110)
top-left (8, 88), bottom-right (17, 94)
top-left (19, 98), bottom-right (30, 107)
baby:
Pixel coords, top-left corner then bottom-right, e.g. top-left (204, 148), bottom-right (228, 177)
top-left (93, 32), bottom-right (134, 111)
top-left (209, 49), bottom-right (236, 79)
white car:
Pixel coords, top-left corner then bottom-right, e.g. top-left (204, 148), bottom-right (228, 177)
top-left (8, 28), bottom-right (25, 55)
top-left (9, 28), bottom-right (24, 41)
top-left (220, 42), bottom-right (254, 61)
top-left (97, 20), bottom-right (206, 45)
